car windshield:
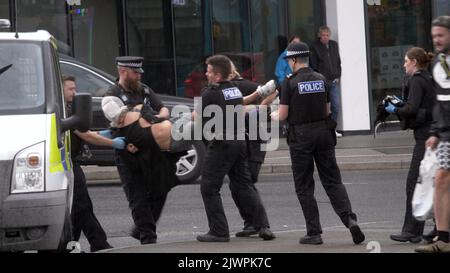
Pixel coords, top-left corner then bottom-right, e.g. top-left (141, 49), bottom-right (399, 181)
top-left (0, 42), bottom-right (45, 114)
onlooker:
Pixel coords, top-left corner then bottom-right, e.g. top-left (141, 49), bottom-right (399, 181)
top-left (310, 26), bottom-right (342, 138)
top-left (416, 15), bottom-right (450, 253)
top-left (273, 42), bottom-right (365, 246)
top-left (275, 35), bottom-right (301, 85)
top-left (385, 48), bottom-right (435, 244)
top-left (63, 75), bottom-right (122, 252)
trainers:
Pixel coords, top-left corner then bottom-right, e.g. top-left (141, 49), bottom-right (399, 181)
top-left (90, 242), bottom-right (113, 253)
top-left (235, 226), bottom-right (258, 237)
top-left (299, 234), bottom-right (323, 245)
top-left (349, 223), bottom-right (365, 245)
top-left (415, 240), bottom-right (450, 253)
top-left (197, 233), bottom-right (230, 243)
top-left (259, 227), bottom-right (276, 241)
top-left (336, 131), bottom-right (343, 138)
top-left (390, 232), bottom-right (422, 244)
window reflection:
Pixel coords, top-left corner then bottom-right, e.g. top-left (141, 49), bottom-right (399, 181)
top-left (126, 0), bottom-right (176, 95)
top-left (367, 1), bottom-right (432, 122)
top-left (16, 0), bottom-right (69, 54)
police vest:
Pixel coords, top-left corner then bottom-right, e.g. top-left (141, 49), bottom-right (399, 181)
top-left (284, 69), bottom-right (328, 125)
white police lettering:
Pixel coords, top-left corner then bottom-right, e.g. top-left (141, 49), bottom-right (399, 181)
top-left (222, 87), bottom-right (243, 101)
top-left (298, 81), bottom-right (325, 95)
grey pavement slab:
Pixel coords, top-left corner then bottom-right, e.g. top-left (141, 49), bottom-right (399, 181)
top-left (101, 228), bottom-right (419, 254)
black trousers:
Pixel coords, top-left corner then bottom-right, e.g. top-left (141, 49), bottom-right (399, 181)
top-left (115, 153), bottom-right (168, 243)
top-left (201, 140), bottom-right (270, 237)
top-left (71, 162), bottom-right (108, 248)
top-left (230, 160), bottom-right (264, 229)
top-left (401, 128), bottom-right (427, 235)
top-left (288, 122), bottom-right (357, 236)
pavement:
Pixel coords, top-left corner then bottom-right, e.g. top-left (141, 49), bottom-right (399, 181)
top-left (82, 129), bottom-right (432, 254)
top-left (83, 129), bottom-right (416, 185)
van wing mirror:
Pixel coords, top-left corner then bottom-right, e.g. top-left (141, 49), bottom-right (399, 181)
top-left (61, 93), bottom-right (92, 133)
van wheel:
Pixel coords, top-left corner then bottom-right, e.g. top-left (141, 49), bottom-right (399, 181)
top-left (176, 141), bottom-right (205, 184)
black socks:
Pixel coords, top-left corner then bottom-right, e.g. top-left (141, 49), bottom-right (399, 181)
top-left (437, 231), bottom-right (450, 243)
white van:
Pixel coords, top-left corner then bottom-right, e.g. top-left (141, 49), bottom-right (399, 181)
top-left (0, 26), bottom-right (91, 252)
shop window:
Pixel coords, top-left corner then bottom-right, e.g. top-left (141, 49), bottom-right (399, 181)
top-left (16, 0), bottom-right (69, 54)
top-left (69, 0), bottom-right (120, 75)
top-left (367, 1), bottom-right (432, 123)
top-left (126, 0), bottom-right (176, 95)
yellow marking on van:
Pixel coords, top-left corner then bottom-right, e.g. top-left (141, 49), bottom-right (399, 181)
top-left (49, 114), bottom-right (64, 173)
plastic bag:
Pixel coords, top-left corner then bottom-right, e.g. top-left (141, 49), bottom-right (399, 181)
top-left (412, 148), bottom-right (439, 221)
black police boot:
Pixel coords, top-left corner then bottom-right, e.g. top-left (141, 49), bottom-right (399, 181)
top-left (258, 227), bottom-right (276, 241)
top-left (349, 221), bottom-right (365, 245)
top-left (130, 226), bottom-right (140, 241)
top-left (235, 226), bottom-right (258, 237)
top-left (390, 232), bottom-right (422, 244)
top-left (197, 232), bottom-right (230, 243)
top-left (299, 234), bottom-right (323, 245)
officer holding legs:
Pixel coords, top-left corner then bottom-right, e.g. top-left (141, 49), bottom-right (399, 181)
top-left (193, 55), bottom-right (275, 242)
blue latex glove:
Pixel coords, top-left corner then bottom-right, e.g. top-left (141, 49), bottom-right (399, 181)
top-left (393, 95), bottom-right (405, 106)
top-left (98, 129), bottom-right (113, 139)
top-left (112, 137), bottom-right (126, 150)
top-left (385, 102), bottom-right (397, 114)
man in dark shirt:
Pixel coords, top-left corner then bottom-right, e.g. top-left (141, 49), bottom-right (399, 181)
top-left (415, 15), bottom-right (450, 253)
top-left (193, 55), bottom-right (275, 242)
top-left (104, 56), bottom-right (170, 245)
top-left (310, 26), bottom-right (343, 138)
top-left (64, 75), bottom-right (124, 252)
top-left (275, 42), bottom-right (365, 246)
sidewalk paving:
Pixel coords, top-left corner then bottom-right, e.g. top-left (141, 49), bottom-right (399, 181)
top-left (83, 130), bottom-right (416, 184)
top-left (102, 227), bottom-right (420, 254)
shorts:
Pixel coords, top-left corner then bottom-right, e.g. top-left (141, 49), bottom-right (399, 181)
top-left (437, 141), bottom-right (450, 170)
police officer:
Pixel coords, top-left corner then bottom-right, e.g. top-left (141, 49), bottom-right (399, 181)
top-left (105, 56), bottom-right (170, 245)
top-left (229, 66), bottom-right (278, 237)
top-left (274, 42), bottom-right (365, 245)
top-left (63, 75), bottom-right (124, 252)
top-left (193, 55), bottom-right (275, 242)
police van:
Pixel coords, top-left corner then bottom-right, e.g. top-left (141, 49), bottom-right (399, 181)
top-left (0, 22), bottom-right (91, 252)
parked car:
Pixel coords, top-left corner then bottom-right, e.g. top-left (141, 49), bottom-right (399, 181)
top-left (59, 55), bottom-right (205, 184)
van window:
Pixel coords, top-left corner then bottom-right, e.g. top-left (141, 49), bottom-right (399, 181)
top-left (0, 42), bottom-right (45, 114)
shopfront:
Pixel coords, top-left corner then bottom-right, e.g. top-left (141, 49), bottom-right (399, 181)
top-left (1, 0), bottom-right (324, 98)
top-left (1, 0), bottom-right (448, 132)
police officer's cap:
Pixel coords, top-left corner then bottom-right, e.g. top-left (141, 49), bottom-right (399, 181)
top-left (284, 42), bottom-right (310, 59)
top-left (116, 56), bottom-right (144, 74)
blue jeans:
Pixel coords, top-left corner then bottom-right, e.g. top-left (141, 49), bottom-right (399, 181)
top-left (330, 81), bottom-right (340, 122)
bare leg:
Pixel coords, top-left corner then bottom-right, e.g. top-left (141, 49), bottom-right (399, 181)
top-left (434, 169), bottom-right (450, 232)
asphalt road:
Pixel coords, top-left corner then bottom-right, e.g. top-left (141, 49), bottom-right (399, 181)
top-left (79, 169), bottom-right (435, 252)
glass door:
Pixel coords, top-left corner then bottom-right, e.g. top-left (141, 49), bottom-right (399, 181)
top-left (366, 1), bottom-right (433, 123)
top-left (125, 0), bottom-right (176, 95)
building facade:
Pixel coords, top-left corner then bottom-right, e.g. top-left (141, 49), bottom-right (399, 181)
top-left (1, 0), bottom-right (448, 133)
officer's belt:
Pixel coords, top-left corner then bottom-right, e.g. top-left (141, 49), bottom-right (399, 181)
top-left (290, 120), bottom-right (327, 129)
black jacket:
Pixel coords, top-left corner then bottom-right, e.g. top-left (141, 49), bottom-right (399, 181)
top-left (396, 70), bottom-right (435, 138)
top-left (310, 39), bottom-right (342, 82)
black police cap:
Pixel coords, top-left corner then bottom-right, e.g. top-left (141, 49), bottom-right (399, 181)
top-left (116, 56), bottom-right (144, 74)
top-left (284, 42), bottom-right (310, 59)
